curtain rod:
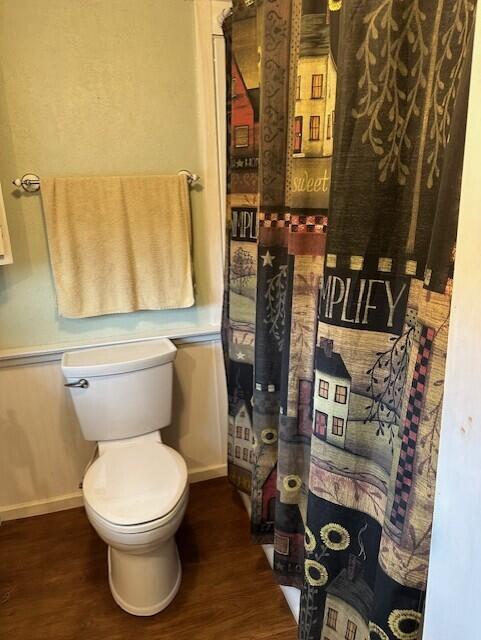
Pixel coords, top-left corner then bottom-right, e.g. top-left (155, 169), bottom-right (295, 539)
top-left (12, 170), bottom-right (200, 193)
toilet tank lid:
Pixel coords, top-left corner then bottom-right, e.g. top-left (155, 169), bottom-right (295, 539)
top-left (61, 338), bottom-right (177, 378)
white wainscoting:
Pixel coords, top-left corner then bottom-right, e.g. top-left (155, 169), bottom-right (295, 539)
top-left (0, 337), bottom-right (228, 521)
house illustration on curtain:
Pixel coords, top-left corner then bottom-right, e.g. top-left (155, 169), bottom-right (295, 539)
top-left (321, 562), bottom-right (374, 640)
top-left (313, 340), bottom-right (351, 447)
top-left (297, 379), bottom-right (315, 437)
top-left (228, 397), bottom-right (254, 472)
top-left (261, 466), bottom-right (277, 524)
top-left (231, 56), bottom-right (259, 163)
top-left (250, 460), bottom-right (277, 533)
top-left (291, 0), bottom-right (337, 210)
top-left (273, 500), bottom-right (305, 582)
top-left (293, 3), bottom-right (336, 159)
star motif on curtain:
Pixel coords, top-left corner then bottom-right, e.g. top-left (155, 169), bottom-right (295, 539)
top-left (261, 251), bottom-right (275, 267)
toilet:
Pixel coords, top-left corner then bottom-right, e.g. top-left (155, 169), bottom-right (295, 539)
top-left (61, 338), bottom-right (188, 616)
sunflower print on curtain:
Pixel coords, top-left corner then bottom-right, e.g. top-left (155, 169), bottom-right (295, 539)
top-left (222, 1), bottom-right (476, 639)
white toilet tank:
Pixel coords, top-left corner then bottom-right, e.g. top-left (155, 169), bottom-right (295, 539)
top-left (61, 338), bottom-right (177, 442)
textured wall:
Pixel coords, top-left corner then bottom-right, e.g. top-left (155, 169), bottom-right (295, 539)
top-left (0, 0), bottom-right (221, 351)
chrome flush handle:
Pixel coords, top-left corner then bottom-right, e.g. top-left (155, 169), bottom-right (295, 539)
top-left (64, 378), bottom-right (89, 389)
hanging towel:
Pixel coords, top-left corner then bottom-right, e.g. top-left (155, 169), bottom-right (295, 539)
top-left (40, 174), bottom-right (194, 318)
top-left (0, 182), bottom-right (13, 265)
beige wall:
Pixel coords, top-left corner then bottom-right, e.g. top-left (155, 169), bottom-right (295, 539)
top-left (0, 0), bottom-right (223, 352)
top-left (0, 340), bottom-right (228, 520)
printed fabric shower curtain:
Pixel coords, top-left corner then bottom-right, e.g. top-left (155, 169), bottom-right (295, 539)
top-left (222, 1), bottom-right (476, 638)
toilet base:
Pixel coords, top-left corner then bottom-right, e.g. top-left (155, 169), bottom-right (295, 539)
top-left (108, 538), bottom-right (182, 616)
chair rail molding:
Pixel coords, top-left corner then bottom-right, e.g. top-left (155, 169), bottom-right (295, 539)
top-left (0, 327), bottom-right (221, 368)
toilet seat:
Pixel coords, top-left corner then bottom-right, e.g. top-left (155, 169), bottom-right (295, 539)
top-left (83, 441), bottom-right (188, 527)
top-left (85, 486), bottom-right (189, 537)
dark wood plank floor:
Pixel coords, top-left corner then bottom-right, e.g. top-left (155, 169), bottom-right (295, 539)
top-left (0, 478), bottom-right (297, 640)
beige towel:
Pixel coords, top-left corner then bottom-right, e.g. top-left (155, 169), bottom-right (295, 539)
top-left (41, 175), bottom-right (194, 318)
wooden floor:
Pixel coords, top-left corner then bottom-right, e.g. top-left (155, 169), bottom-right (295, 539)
top-left (0, 478), bottom-right (297, 640)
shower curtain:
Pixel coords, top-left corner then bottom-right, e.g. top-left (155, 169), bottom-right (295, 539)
top-left (222, 1), bottom-right (476, 638)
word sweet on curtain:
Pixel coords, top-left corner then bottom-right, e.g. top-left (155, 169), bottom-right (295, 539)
top-left (222, 0), bottom-right (475, 638)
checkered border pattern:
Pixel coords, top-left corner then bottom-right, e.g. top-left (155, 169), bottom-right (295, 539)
top-left (324, 254), bottom-right (421, 277)
top-left (259, 212), bottom-right (291, 228)
top-left (259, 212), bottom-right (328, 233)
top-left (390, 325), bottom-right (435, 531)
top-left (289, 214), bottom-right (327, 234)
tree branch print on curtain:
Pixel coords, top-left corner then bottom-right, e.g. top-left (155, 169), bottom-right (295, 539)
top-left (428, 0), bottom-right (475, 187)
top-left (264, 264), bottom-right (288, 351)
top-left (352, 0), bottom-right (475, 189)
top-left (352, 0), bottom-right (429, 185)
top-left (230, 247), bottom-right (256, 291)
top-left (364, 325), bottom-right (414, 448)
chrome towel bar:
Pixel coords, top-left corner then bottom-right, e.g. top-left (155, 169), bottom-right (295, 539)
top-left (12, 170), bottom-right (200, 193)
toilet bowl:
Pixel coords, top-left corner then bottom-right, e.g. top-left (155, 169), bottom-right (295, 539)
top-left (83, 434), bottom-right (188, 615)
top-left (61, 338), bottom-right (188, 616)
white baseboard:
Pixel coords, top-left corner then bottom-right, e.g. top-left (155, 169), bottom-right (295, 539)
top-left (0, 464), bottom-right (228, 523)
top-left (0, 491), bottom-right (84, 522)
top-left (188, 463), bottom-right (227, 484)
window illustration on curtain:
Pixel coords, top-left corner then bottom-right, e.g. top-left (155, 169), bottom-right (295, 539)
top-left (222, 1), bottom-right (476, 639)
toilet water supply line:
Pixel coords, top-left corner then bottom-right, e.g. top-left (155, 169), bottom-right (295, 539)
top-left (79, 444), bottom-right (99, 490)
